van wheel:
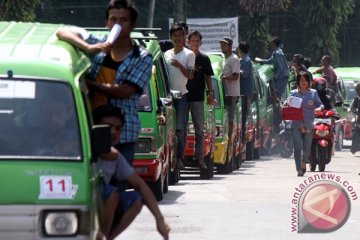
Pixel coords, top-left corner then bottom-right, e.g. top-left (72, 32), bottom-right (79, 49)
top-left (310, 164), bottom-right (317, 172)
top-left (169, 163), bottom-right (180, 185)
top-left (169, 137), bottom-right (179, 185)
top-left (200, 153), bottom-right (214, 179)
top-left (254, 146), bottom-right (260, 159)
top-left (163, 171), bottom-right (169, 193)
top-left (217, 151), bottom-right (231, 174)
top-left (246, 139), bottom-right (254, 160)
top-left (261, 133), bottom-right (272, 156)
top-left (148, 177), bottom-right (163, 201)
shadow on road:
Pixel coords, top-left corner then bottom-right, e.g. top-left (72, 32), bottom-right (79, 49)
top-left (160, 189), bottom-right (185, 205)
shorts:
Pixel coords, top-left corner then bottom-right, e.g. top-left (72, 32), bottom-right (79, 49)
top-left (102, 184), bottom-right (142, 214)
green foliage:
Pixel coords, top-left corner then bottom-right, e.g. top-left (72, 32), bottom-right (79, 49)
top-left (240, 0), bottom-right (292, 17)
top-left (294, 0), bottom-right (355, 65)
top-left (239, 0), bottom-right (292, 58)
top-left (0, 0), bottom-right (41, 21)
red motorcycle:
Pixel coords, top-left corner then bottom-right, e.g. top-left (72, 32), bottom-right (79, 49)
top-left (309, 109), bottom-right (339, 172)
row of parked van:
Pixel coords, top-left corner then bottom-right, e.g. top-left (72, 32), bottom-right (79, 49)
top-left (133, 38), bottom-right (280, 201)
top-left (0, 21), bottom-right (292, 238)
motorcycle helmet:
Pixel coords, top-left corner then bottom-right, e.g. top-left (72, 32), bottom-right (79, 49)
top-left (312, 77), bottom-right (327, 91)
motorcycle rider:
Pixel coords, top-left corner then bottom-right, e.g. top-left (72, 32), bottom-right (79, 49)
top-left (348, 82), bottom-right (360, 156)
top-left (312, 77), bottom-right (336, 111)
top-left (348, 82), bottom-right (360, 116)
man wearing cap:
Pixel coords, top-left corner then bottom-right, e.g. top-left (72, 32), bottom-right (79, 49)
top-left (164, 25), bottom-right (195, 169)
top-left (219, 37), bottom-right (240, 148)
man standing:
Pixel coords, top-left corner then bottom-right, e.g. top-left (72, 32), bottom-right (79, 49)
top-left (219, 37), bottom-right (240, 147)
top-left (56, 0), bottom-right (152, 165)
top-left (256, 36), bottom-right (289, 132)
top-left (186, 31), bottom-right (215, 169)
top-left (237, 41), bottom-right (253, 143)
top-left (164, 25), bottom-right (195, 168)
top-left (256, 36), bottom-right (289, 100)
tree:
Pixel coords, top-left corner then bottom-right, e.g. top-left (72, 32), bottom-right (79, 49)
top-left (239, 0), bottom-right (292, 58)
top-left (293, 0), bottom-right (354, 65)
top-left (0, 0), bottom-right (40, 21)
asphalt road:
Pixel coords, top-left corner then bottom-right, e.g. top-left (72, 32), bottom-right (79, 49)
top-left (118, 144), bottom-right (360, 240)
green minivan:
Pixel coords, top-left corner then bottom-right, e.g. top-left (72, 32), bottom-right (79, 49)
top-left (0, 22), bottom-right (109, 239)
top-left (134, 37), bottom-right (179, 200)
top-left (242, 64), bottom-right (274, 160)
top-left (208, 53), bottom-right (242, 173)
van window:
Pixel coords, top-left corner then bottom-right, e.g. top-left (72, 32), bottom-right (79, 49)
top-left (138, 85), bottom-right (152, 112)
top-left (158, 57), bottom-right (171, 96)
top-left (0, 79), bottom-right (81, 160)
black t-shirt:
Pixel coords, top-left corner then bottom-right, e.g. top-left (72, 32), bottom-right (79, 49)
top-left (186, 52), bottom-right (214, 102)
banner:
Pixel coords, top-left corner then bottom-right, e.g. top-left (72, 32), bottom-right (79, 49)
top-left (169, 18), bottom-right (238, 52)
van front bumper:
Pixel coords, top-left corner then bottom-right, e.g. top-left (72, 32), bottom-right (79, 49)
top-left (0, 205), bottom-right (95, 240)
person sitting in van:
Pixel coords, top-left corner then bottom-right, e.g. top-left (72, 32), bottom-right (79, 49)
top-left (93, 105), bottom-right (170, 240)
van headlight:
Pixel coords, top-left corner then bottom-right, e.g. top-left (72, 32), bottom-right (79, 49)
top-left (135, 138), bottom-right (156, 153)
top-left (43, 211), bottom-right (78, 236)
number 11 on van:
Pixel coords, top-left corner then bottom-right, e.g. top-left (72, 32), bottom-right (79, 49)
top-left (39, 176), bottom-right (75, 199)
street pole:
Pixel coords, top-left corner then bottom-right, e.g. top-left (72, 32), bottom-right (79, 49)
top-left (173, 0), bottom-right (187, 24)
top-left (148, 0), bottom-right (156, 28)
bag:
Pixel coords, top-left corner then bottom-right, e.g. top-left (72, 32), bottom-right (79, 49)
top-left (281, 106), bottom-right (304, 120)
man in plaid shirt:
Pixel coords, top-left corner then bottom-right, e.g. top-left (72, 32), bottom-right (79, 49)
top-left (57, 0), bottom-right (152, 164)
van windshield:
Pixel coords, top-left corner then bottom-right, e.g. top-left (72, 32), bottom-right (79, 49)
top-left (344, 81), bottom-right (359, 101)
top-left (0, 79), bottom-right (81, 160)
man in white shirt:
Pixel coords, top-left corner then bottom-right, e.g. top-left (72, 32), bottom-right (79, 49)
top-left (164, 25), bottom-right (195, 168)
top-left (220, 37), bottom-right (240, 147)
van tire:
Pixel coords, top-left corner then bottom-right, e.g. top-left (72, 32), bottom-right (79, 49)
top-left (217, 150), bottom-right (231, 174)
top-left (200, 153), bottom-right (214, 179)
top-left (149, 177), bottom-right (163, 201)
top-left (169, 162), bottom-right (180, 185)
top-left (163, 171), bottom-right (169, 193)
top-left (246, 139), bottom-right (254, 160)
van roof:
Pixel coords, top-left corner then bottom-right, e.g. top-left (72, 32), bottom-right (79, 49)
top-left (0, 21), bottom-right (91, 82)
top-left (334, 67), bottom-right (360, 81)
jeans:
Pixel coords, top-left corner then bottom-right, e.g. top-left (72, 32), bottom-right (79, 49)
top-left (225, 96), bottom-right (238, 142)
top-left (274, 76), bottom-right (289, 99)
top-left (174, 94), bottom-right (188, 161)
top-left (186, 101), bottom-right (204, 160)
top-left (291, 129), bottom-right (313, 170)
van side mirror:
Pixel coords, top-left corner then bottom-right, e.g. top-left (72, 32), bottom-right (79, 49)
top-left (91, 125), bottom-right (111, 159)
top-left (171, 90), bottom-right (182, 99)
